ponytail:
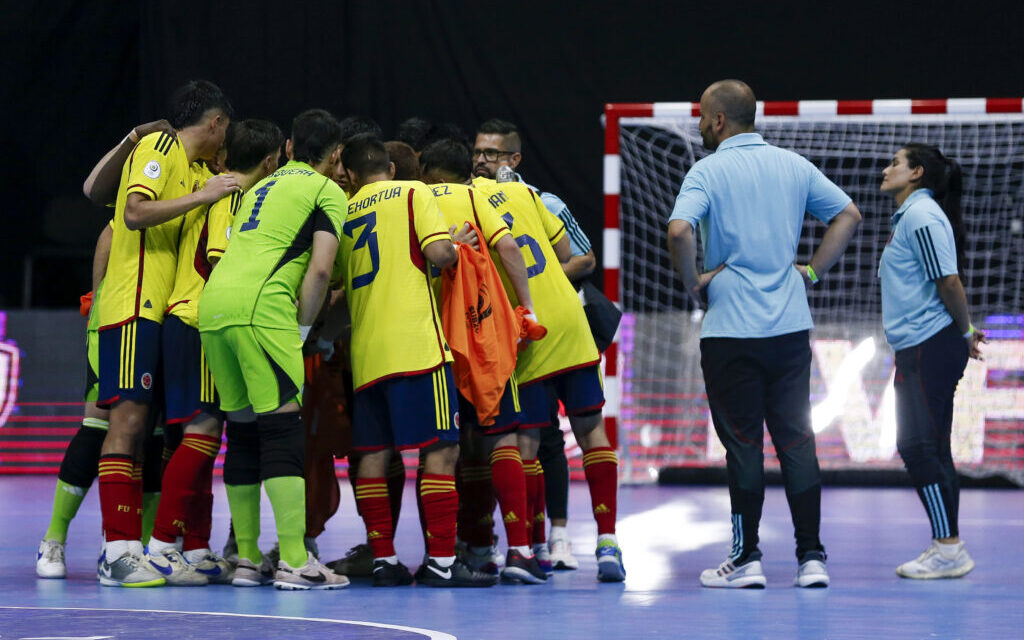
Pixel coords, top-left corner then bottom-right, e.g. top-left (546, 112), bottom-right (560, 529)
top-left (902, 143), bottom-right (966, 277)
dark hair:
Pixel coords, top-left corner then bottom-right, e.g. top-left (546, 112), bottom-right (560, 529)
top-left (341, 133), bottom-right (390, 179)
top-left (169, 80), bottom-right (233, 129)
top-left (396, 117), bottom-right (435, 151)
top-left (477, 118), bottom-right (518, 136)
top-left (419, 138), bottom-right (472, 182)
top-left (384, 141), bottom-right (420, 180)
top-left (291, 109), bottom-right (343, 165)
top-left (224, 119), bottom-right (284, 172)
top-left (902, 143), bottom-right (966, 275)
top-left (339, 115), bottom-right (383, 145)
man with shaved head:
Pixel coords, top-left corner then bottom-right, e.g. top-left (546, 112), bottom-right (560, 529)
top-left (667, 80), bottom-right (862, 589)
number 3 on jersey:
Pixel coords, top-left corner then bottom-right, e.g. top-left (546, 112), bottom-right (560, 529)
top-left (344, 211), bottom-right (380, 288)
top-left (239, 180), bottom-right (277, 232)
top-left (502, 212), bottom-right (546, 277)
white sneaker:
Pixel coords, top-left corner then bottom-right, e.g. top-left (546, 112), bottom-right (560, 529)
top-left (700, 559), bottom-right (766, 589)
top-left (185, 549), bottom-right (234, 584)
top-left (548, 534), bottom-right (579, 570)
top-left (274, 551), bottom-right (349, 590)
top-left (794, 559), bottom-right (830, 588)
top-left (896, 541), bottom-right (974, 579)
top-left (151, 548), bottom-right (208, 586)
top-left (37, 539), bottom-right (67, 579)
top-left (98, 549), bottom-right (166, 587)
top-left (533, 543), bottom-right (554, 574)
top-left (232, 556), bottom-right (274, 587)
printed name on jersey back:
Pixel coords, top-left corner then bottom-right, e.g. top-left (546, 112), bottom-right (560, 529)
top-left (350, 185), bottom-right (403, 214)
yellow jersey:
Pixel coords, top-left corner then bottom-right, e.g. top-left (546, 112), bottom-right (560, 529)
top-left (472, 177), bottom-right (599, 383)
top-left (98, 132), bottom-right (209, 329)
top-left (165, 188), bottom-right (242, 328)
top-left (341, 180), bottom-right (454, 390)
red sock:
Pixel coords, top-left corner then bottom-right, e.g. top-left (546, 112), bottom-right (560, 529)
top-left (355, 478), bottom-right (394, 558)
top-left (132, 461), bottom-right (144, 529)
top-left (416, 459), bottom-right (429, 549)
top-left (456, 462), bottom-right (495, 547)
top-left (582, 447), bottom-right (618, 535)
top-left (152, 433), bottom-right (219, 545)
top-left (182, 434), bottom-right (220, 551)
top-left (420, 473), bottom-right (458, 558)
top-left (99, 454), bottom-right (140, 542)
top-left (387, 454), bottom-right (405, 528)
top-left (532, 462), bottom-right (547, 545)
top-left (488, 446), bottom-right (529, 548)
top-left (523, 458), bottom-right (539, 544)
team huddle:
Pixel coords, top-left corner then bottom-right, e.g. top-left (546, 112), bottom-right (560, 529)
top-left (35, 80), bottom-right (624, 590)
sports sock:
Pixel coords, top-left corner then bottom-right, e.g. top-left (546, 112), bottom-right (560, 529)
top-left (523, 458), bottom-right (540, 544)
top-left (387, 454), bottom-right (406, 527)
top-left (152, 433), bottom-right (219, 545)
top-left (421, 474), bottom-right (458, 559)
top-left (44, 480), bottom-right (89, 544)
top-left (457, 462), bottom-right (495, 548)
top-left (355, 477), bottom-right (395, 558)
top-left (488, 446), bottom-right (529, 548)
top-left (416, 459), bottom-right (429, 548)
top-left (264, 475), bottom-right (307, 569)
top-left (582, 447), bottom-right (618, 535)
top-left (225, 483), bottom-right (262, 563)
top-left (532, 461), bottom-right (547, 545)
top-left (98, 454), bottom-right (139, 543)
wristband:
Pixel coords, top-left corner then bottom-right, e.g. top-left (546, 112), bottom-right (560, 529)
top-left (962, 324), bottom-right (975, 339)
top-left (806, 265), bottom-right (819, 285)
top-left (298, 324), bottom-right (312, 343)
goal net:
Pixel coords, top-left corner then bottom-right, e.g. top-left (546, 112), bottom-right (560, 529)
top-left (605, 99), bottom-right (1024, 485)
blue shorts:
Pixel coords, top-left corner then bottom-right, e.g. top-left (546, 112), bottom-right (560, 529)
top-left (98, 318), bottom-right (162, 407)
top-left (518, 365), bottom-right (604, 429)
top-left (163, 315), bottom-right (221, 423)
top-left (353, 364), bottom-right (460, 452)
top-left (458, 373), bottom-right (521, 436)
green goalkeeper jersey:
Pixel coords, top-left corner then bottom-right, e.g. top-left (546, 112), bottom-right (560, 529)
top-left (198, 161), bottom-right (347, 331)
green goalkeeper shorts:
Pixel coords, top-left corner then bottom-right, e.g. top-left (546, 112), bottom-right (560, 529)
top-left (199, 324), bottom-right (303, 414)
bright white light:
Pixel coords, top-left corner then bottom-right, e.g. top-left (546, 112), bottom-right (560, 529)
top-left (811, 337), bottom-right (876, 433)
top-left (877, 370), bottom-right (898, 456)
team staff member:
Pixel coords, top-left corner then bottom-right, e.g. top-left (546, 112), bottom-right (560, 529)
top-left (148, 120), bottom-right (284, 585)
top-left (878, 144), bottom-right (983, 579)
top-left (339, 135), bottom-right (496, 588)
top-left (95, 81), bottom-right (237, 588)
top-left (198, 109), bottom-right (349, 591)
top-left (668, 79), bottom-right (862, 589)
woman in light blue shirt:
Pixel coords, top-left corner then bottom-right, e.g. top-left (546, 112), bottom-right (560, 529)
top-left (878, 143), bottom-right (986, 580)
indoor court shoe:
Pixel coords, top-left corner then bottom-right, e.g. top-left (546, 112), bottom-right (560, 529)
top-left (416, 558), bottom-right (499, 588)
top-left (232, 556), bottom-right (275, 586)
top-left (274, 551), bottom-right (349, 590)
top-left (699, 559), bottom-right (766, 589)
top-left (98, 550), bottom-right (167, 587)
top-left (371, 559), bottom-right (414, 587)
top-left (152, 548), bottom-right (208, 586)
top-left (221, 535), bottom-right (239, 566)
top-left (36, 539), bottom-right (66, 579)
top-left (794, 559), bottom-right (830, 588)
top-left (896, 541), bottom-right (975, 579)
top-left (501, 549), bottom-right (548, 584)
top-left (326, 543), bottom-right (375, 577)
top-left (186, 549), bottom-right (234, 584)
top-left (596, 540), bottom-right (626, 582)
top-left (549, 534), bottom-right (580, 570)
top-left (463, 544), bottom-right (501, 576)
top-left (533, 543), bottom-right (554, 575)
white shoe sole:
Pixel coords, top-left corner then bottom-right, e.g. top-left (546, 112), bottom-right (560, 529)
top-left (273, 579), bottom-right (349, 590)
top-left (36, 566), bottom-right (66, 579)
top-left (552, 558), bottom-right (579, 570)
top-left (896, 558), bottom-right (975, 579)
top-left (795, 573), bottom-right (830, 588)
top-left (500, 566), bottom-right (546, 584)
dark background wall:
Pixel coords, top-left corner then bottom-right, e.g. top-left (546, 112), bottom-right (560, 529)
top-left (2, 0), bottom-right (1022, 308)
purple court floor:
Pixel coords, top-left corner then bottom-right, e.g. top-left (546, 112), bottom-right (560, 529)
top-left (1, 477), bottom-right (1022, 639)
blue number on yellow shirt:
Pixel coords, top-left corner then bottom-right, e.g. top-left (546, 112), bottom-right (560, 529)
top-left (344, 211), bottom-right (380, 288)
top-left (501, 212), bottom-right (546, 278)
top-left (239, 180), bottom-right (276, 232)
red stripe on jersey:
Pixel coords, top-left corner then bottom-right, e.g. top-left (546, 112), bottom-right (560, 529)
top-left (165, 300), bottom-right (189, 315)
top-left (836, 100), bottom-right (873, 114)
top-left (127, 184), bottom-right (158, 200)
top-left (419, 231), bottom-right (449, 247)
top-left (408, 189), bottom-right (428, 274)
top-left (764, 101), bottom-right (799, 116)
top-left (193, 215), bottom-right (213, 281)
top-left (486, 227), bottom-right (507, 247)
top-left (135, 229), bottom-right (146, 318)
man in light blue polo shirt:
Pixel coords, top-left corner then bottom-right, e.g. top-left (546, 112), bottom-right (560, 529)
top-left (667, 79), bottom-right (862, 589)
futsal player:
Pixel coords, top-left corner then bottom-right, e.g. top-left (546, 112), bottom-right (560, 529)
top-left (95, 81), bottom-right (238, 587)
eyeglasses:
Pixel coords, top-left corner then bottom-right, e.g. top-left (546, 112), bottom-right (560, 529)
top-left (472, 148), bottom-right (517, 162)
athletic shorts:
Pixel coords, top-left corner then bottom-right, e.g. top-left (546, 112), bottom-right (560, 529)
top-left (163, 315), bottom-right (221, 423)
top-left (518, 364), bottom-right (604, 429)
top-left (98, 318), bottom-right (162, 407)
top-left (457, 373), bottom-right (521, 436)
top-left (353, 364), bottom-right (460, 452)
top-left (200, 324), bottom-right (303, 415)
top-left (84, 327), bottom-right (99, 403)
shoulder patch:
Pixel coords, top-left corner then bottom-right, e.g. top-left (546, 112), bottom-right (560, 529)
top-left (143, 160), bottom-right (161, 179)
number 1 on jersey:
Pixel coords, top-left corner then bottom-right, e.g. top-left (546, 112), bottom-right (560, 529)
top-left (344, 211), bottom-right (380, 288)
top-left (239, 180), bottom-right (277, 232)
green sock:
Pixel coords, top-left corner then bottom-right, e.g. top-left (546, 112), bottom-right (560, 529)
top-left (141, 492), bottom-right (160, 545)
top-left (44, 480), bottom-right (89, 543)
top-left (264, 475), bottom-right (307, 568)
top-left (226, 483), bottom-right (262, 563)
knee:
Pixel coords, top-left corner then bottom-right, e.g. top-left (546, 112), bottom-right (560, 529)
top-left (58, 426), bottom-right (107, 487)
top-left (224, 420), bottom-right (261, 485)
top-left (257, 412), bottom-right (305, 480)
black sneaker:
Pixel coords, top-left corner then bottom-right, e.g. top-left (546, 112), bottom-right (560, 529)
top-left (500, 549), bottom-right (547, 584)
top-left (416, 558), bottom-right (498, 588)
top-left (372, 559), bottom-right (414, 587)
